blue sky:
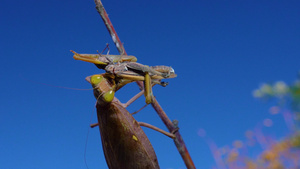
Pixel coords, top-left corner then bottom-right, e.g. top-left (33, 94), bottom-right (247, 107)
top-left (1, 0), bottom-right (300, 168)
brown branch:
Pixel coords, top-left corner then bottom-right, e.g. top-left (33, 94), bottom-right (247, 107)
top-left (93, 0), bottom-right (196, 168)
top-left (94, 0), bottom-right (127, 55)
top-left (151, 98), bottom-right (196, 168)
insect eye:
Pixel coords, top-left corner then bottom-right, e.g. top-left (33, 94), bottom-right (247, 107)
top-left (90, 75), bottom-right (104, 86)
top-left (170, 67), bottom-right (175, 73)
top-left (102, 90), bottom-right (115, 103)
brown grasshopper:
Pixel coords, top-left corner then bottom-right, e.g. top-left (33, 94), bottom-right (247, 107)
top-left (72, 51), bottom-right (176, 104)
top-left (71, 50), bottom-right (137, 69)
top-left (86, 73), bottom-right (175, 169)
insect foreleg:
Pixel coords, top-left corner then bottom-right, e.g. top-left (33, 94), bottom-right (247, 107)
top-left (138, 122), bottom-right (176, 139)
top-left (144, 72), bottom-right (153, 104)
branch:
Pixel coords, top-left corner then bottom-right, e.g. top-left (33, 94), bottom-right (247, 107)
top-left (93, 0), bottom-right (196, 168)
top-left (94, 0), bottom-right (127, 55)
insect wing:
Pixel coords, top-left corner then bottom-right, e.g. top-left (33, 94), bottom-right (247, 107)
top-left (96, 98), bottom-right (160, 169)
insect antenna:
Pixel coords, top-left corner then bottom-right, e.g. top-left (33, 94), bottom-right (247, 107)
top-left (97, 43), bottom-right (110, 56)
top-left (131, 103), bottom-right (149, 115)
top-left (84, 107), bottom-right (95, 169)
top-left (84, 85), bottom-right (107, 169)
top-left (20, 75), bottom-right (93, 91)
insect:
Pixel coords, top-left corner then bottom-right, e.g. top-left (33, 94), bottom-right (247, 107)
top-left (71, 50), bottom-right (137, 69)
top-left (87, 73), bottom-right (161, 169)
top-left (71, 51), bottom-right (176, 104)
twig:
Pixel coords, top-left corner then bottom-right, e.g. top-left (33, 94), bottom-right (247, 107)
top-left (151, 98), bottom-right (196, 168)
top-left (94, 0), bottom-right (126, 55)
top-left (93, 0), bottom-right (196, 168)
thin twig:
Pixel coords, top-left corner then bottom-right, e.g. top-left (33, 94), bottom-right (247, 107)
top-left (93, 1), bottom-right (196, 168)
top-left (94, 0), bottom-right (126, 55)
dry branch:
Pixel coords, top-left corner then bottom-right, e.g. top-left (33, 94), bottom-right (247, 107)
top-left (93, 0), bottom-right (196, 168)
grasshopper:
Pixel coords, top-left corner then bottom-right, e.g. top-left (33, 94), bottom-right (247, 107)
top-left (86, 73), bottom-right (162, 169)
top-left (71, 50), bottom-right (137, 69)
top-left (104, 63), bottom-right (176, 104)
top-left (72, 51), bottom-right (176, 104)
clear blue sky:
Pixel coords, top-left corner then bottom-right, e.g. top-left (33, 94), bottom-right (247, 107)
top-left (1, 0), bottom-right (300, 168)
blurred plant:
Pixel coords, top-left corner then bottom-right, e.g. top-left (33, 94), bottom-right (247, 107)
top-left (199, 74), bottom-right (300, 168)
top-left (253, 75), bottom-right (300, 115)
top-left (253, 75), bottom-right (300, 130)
